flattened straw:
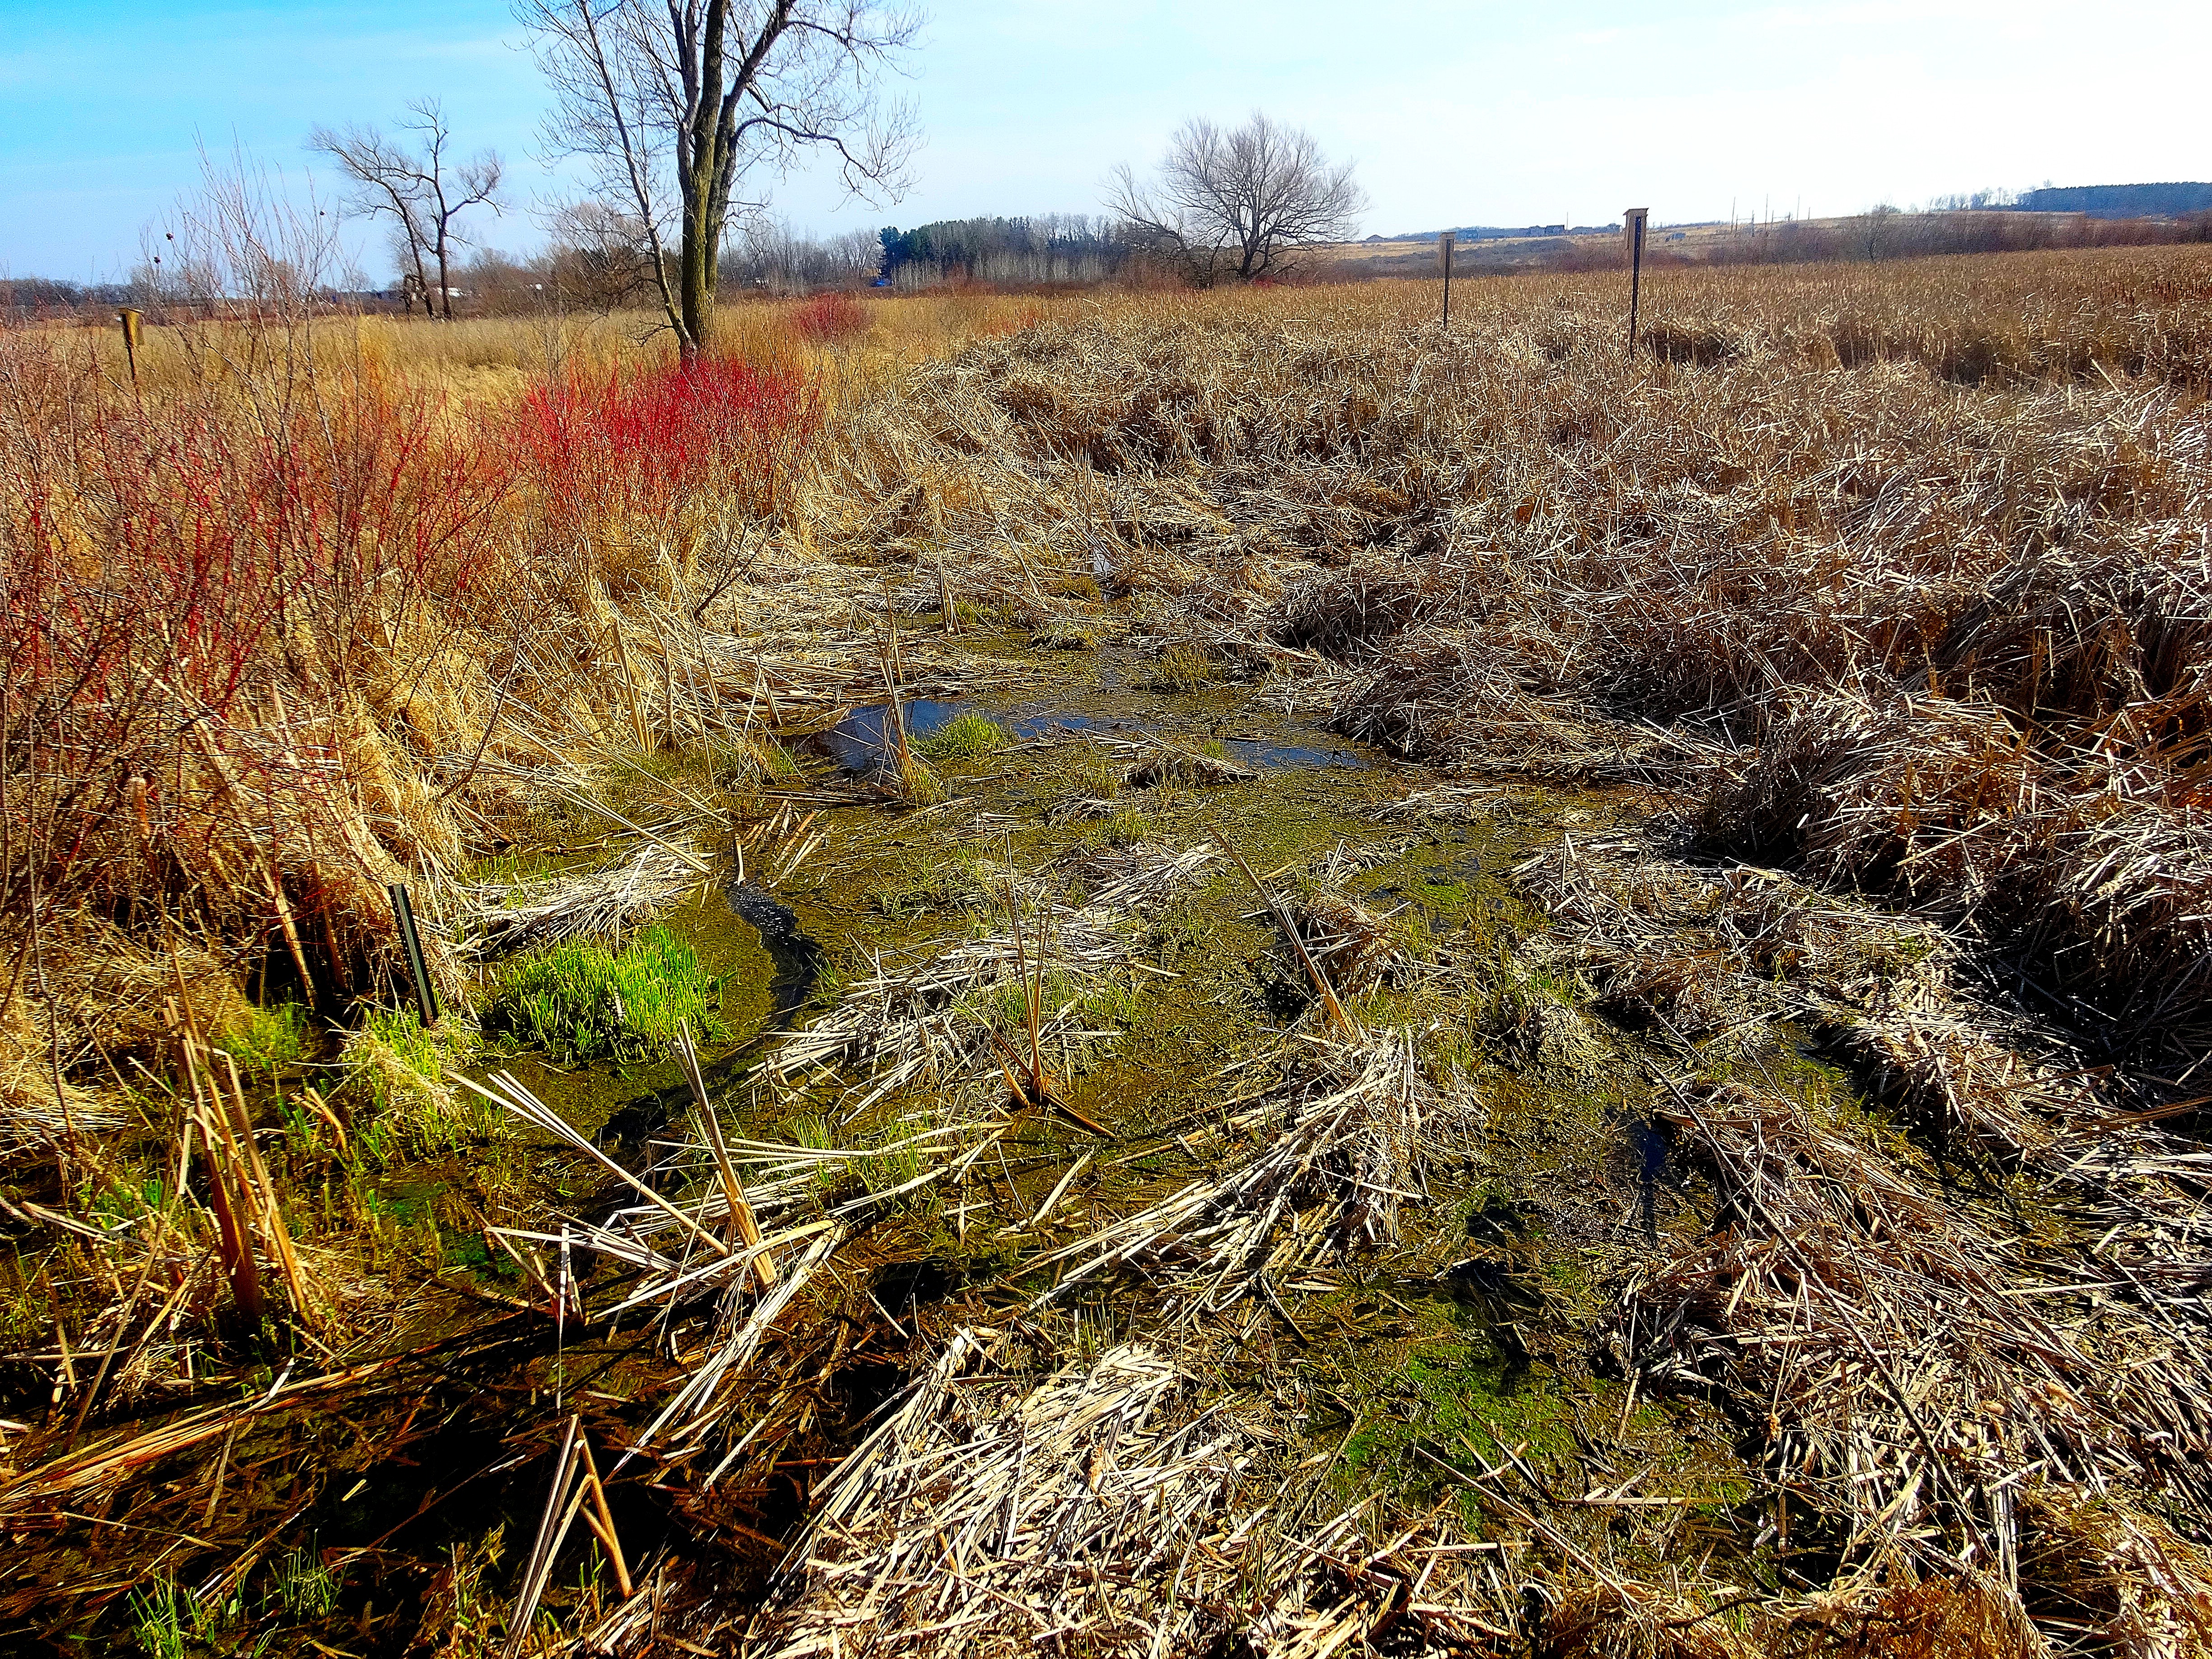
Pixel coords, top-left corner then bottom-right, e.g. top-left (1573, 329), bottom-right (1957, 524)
top-left (457, 1071), bottom-right (732, 1261)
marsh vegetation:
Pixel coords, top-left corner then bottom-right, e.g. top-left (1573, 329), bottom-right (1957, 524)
top-left (4, 244), bottom-right (2212, 1654)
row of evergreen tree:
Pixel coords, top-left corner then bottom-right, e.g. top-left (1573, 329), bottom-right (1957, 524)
top-left (876, 215), bottom-right (1136, 289)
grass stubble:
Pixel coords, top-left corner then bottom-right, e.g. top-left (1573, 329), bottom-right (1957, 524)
top-left (3, 244), bottom-right (2212, 1654)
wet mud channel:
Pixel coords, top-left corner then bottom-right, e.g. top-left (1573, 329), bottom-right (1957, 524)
top-left (6, 623), bottom-right (1832, 1650)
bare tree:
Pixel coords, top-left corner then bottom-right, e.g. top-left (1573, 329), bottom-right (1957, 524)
top-left (546, 200), bottom-right (664, 311)
top-left (1108, 113), bottom-right (1366, 286)
top-left (309, 100), bottom-right (502, 318)
top-left (1855, 203), bottom-right (1903, 263)
top-left (520, 0), bottom-right (920, 358)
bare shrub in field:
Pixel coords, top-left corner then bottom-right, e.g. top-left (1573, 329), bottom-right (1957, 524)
top-left (786, 291), bottom-right (869, 345)
top-left (2, 326), bottom-right (512, 980)
top-left (511, 354), bottom-right (817, 614)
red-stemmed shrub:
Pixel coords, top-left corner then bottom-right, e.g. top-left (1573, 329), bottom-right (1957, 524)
top-left (511, 355), bottom-right (817, 536)
top-left (3, 330), bottom-right (522, 980)
top-left (788, 291), bottom-right (870, 345)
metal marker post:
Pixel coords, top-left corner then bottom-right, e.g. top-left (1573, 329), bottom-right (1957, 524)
top-left (387, 881), bottom-right (441, 1026)
top-left (1438, 231), bottom-right (1455, 332)
top-left (1623, 207), bottom-right (1650, 357)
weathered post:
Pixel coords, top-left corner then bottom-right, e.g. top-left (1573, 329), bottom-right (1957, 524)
top-left (1438, 231), bottom-right (1455, 332)
top-left (117, 308), bottom-right (143, 387)
top-left (1623, 207), bottom-right (1650, 357)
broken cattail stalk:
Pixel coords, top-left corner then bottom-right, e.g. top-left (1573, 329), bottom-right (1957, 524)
top-left (1215, 834), bottom-right (1359, 1039)
top-left (674, 1023), bottom-right (775, 1289)
top-left (217, 1051), bottom-right (317, 1328)
top-left (937, 562), bottom-right (961, 635)
top-left (168, 988), bottom-right (266, 1322)
top-left (504, 1419), bottom-right (590, 1658)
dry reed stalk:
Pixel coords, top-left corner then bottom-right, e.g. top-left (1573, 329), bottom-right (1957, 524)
top-left (675, 1022), bottom-right (774, 1288)
top-left (503, 1415), bottom-right (634, 1655)
top-left (0, 1350), bottom-right (411, 1517)
top-left (1113, 737), bottom-right (1261, 788)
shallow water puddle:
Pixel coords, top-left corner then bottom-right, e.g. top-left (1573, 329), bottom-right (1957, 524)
top-left (810, 696), bottom-right (974, 769)
top-left (818, 689), bottom-right (1372, 774)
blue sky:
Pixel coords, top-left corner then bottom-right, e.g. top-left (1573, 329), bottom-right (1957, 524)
top-left (3, 0), bottom-right (2206, 279)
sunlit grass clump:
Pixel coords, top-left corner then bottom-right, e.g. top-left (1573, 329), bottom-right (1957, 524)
top-left (487, 924), bottom-right (725, 1064)
top-left (216, 1001), bottom-right (311, 1072)
top-left (340, 1008), bottom-right (504, 1160)
top-left (915, 712), bottom-right (1009, 761)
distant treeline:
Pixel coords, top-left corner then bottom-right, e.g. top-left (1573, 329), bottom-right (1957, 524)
top-left (1, 277), bottom-right (136, 315)
top-left (2019, 183), bottom-right (2212, 218)
top-left (16, 193), bottom-right (2212, 325)
top-left (1644, 206), bottom-right (2212, 269)
top-left (718, 222), bottom-right (882, 294)
top-left (877, 216), bottom-right (1136, 289)
top-left (1, 215), bottom-right (1143, 324)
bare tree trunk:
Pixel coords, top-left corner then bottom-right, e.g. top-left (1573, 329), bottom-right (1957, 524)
top-left (674, 0), bottom-right (739, 358)
top-left (678, 221), bottom-right (713, 358)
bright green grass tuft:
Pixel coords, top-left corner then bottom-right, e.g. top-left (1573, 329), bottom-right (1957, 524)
top-left (915, 712), bottom-right (1009, 761)
top-left (341, 1009), bottom-right (502, 1160)
top-left (488, 925), bottom-right (726, 1064)
top-left (218, 1002), bottom-right (310, 1071)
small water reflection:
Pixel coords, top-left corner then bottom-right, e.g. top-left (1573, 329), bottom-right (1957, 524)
top-left (816, 698), bottom-right (967, 771)
top-left (818, 695), bottom-right (1370, 774)
top-left (1621, 1116), bottom-right (1673, 1242)
top-left (1222, 737), bottom-right (1367, 771)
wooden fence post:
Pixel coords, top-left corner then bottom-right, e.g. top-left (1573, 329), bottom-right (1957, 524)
top-left (117, 308), bottom-right (143, 386)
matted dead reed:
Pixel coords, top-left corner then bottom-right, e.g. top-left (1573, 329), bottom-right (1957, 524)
top-left (766, 842), bottom-right (1214, 1115)
top-left (1625, 1073), bottom-right (2212, 1639)
top-left (812, 260), bottom-right (2212, 1064)
top-left (696, 1329), bottom-right (1500, 1659)
top-left (1489, 814), bottom-right (2212, 1643)
top-left (1032, 1026), bottom-right (1457, 1317)
top-left (460, 839), bottom-right (708, 957)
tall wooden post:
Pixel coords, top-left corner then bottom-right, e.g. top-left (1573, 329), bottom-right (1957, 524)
top-left (117, 308), bottom-right (143, 387)
top-left (1438, 231), bottom-right (1455, 332)
top-left (1624, 207), bottom-right (1649, 356)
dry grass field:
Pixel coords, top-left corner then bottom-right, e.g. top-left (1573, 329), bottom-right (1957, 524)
top-left (4, 244), bottom-right (2212, 1656)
